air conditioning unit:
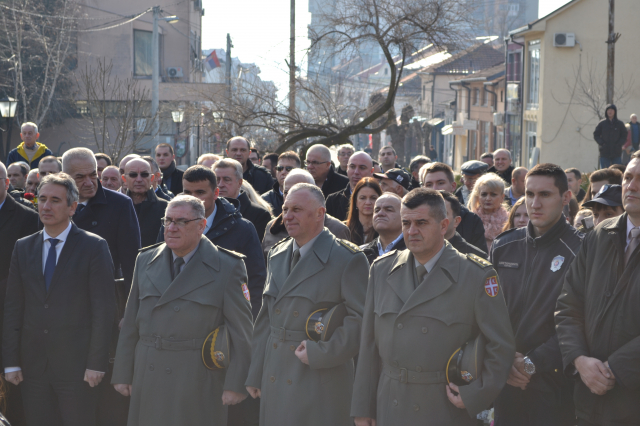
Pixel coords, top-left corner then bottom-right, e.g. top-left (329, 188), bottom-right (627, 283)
top-left (167, 67), bottom-right (184, 78)
top-left (493, 112), bottom-right (505, 127)
top-left (554, 33), bottom-right (575, 47)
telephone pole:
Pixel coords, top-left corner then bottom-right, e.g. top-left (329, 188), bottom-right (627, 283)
top-left (226, 34), bottom-right (233, 102)
top-left (289, 0), bottom-right (296, 118)
top-left (606, 0), bottom-right (621, 104)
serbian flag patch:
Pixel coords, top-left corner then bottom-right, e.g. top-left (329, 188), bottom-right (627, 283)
top-left (242, 283), bottom-right (250, 301)
top-left (484, 276), bottom-right (499, 297)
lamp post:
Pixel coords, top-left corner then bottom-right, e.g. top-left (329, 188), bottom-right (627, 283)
top-left (152, 7), bottom-right (179, 145)
top-left (171, 109), bottom-right (184, 159)
top-left (0, 96), bottom-right (18, 162)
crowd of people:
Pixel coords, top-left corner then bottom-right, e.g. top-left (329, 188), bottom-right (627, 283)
top-left (0, 121), bottom-right (639, 426)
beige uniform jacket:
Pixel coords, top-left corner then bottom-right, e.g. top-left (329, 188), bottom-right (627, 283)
top-left (112, 237), bottom-right (254, 426)
top-left (351, 243), bottom-right (515, 425)
top-left (246, 228), bottom-right (369, 426)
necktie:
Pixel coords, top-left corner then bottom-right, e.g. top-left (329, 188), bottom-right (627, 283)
top-left (290, 249), bottom-right (301, 272)
top-left (76, 204), bottom-right (86, 213)
top-left (44, 239), bottom-right (60, 291)
top-left (625, 228), bottom-right (640, 266)
top-left (416, 264), bottom-right (427, 288)
top-left (172, 257), bottom-right (185, 280)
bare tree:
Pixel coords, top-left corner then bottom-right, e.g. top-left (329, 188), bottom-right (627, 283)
top-left (200, 0), bottom-right (473, 154)
top-left (76, 59), bottom-right (157, 163)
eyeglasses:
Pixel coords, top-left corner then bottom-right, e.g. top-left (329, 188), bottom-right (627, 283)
top-left (276, 166), bottom-right (295, 172)
top-left (161, 217), bottom-right (203, 227)
top-left (127, 172), bottom-right (150, 179)
top-left (304, 160), bottom-right (329, 167)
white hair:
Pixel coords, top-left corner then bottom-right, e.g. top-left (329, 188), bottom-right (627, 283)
top-left (284, 168), bottom-right (315, 185)
top-left (241, 180), bottom-right (273, 216)
top-left (62, 148), bottom-right (97, 173)
top-left (21, 122), bottom-right (38, 134)
top-left (307, 144), bottom-right (331, 161)
top-left (288, 183), bottom-right (326, 208)
top-left (168, 194), bottom-right (205, 219)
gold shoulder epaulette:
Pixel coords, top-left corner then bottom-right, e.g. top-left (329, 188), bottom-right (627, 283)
top-left (373, 249), bottom-right (397, 264)
top-left (139, 242), bottom-right (163, 252)
top-left (338, 239), bottom-right (361, 253)
top-left (467, 253), bottom-right (492, 268)
top-left (218, 246), bottom-right (246, 259)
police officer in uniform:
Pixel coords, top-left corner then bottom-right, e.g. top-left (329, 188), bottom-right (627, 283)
top-left (351, 188), bottom-right (515, 426)
top-left (245, 183), bottom-right (369, 426)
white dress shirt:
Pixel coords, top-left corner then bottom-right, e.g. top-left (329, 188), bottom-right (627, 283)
top-left (203, 204), bottom-right (218, 235)
top-left (377, 233), bottom-right (404, 256)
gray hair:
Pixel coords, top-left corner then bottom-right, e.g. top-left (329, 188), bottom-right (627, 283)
top-left (167, 194), bottom-right (205, 219)
top-left (288, 183), bottom-right (326, 208)
top-left (62, 148), bottom-right (97, 173)
top-left (38, 173), bottom-right (79, 206)
top-left (284, 168), bottom-right (315, 185)
top-left (8, 162), bottom-right (30, 176)
top-left (493, 148), bottom-right (512, 160)
top-left (197, 153), bottom-right (221, 165)
top-left (409, 155), bottom-right (431, 172)
top-left (307, 144), bottom-right (331, 161)
top-left (213, 158), bottom-right (243, 181)
top-left (337, 144), bottom-right (354, 153)
top-left (28, 168), bottom-right (39, 178)
top-left (21, 122), bottom-right (38, 134)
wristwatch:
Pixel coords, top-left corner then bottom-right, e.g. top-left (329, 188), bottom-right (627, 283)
top-left (523, 356), bottom-right (536, 375)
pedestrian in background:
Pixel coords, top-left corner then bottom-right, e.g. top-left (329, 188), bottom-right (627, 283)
top-left (593, 104), bottom-right (627, 169)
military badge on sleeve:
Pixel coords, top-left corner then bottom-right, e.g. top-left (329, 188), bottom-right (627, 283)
top-left (550, 255), bottom-right (565, 272)
top-left (242, 283), bottom-right (250, 301)
top-left (484, 276), bottom-right (499, 297)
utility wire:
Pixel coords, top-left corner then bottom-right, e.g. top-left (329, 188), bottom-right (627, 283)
top-left (0, 3), bottom-right (116, 20)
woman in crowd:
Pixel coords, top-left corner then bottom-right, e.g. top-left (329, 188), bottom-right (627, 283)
top-left (345, 177), bottom-right (382, 245)
top-left (468, 172), bottom-right (508, 251)
top-left (502, 197), bottom-right (529, 232)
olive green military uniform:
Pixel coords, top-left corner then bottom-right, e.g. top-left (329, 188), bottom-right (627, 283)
top-left (112, 237), bottom-right (254, 426)
top-left (351, 242), bottom-right (515, 425)
top-left (246, 228), bottom-right (369, 426)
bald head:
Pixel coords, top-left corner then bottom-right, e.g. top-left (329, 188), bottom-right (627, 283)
top-left (119, 154), bottom-right (141, 175)
top-left (307, 145), bottom-right (331, 161)
top-left (125, 158), bottom-right (152, 173)
top-left (347, 151), bottom-right (374, 189)
top-left (284, 169), bottom-right (315, 199)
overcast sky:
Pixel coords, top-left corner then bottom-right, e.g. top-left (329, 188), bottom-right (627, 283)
top-left (538, 0), bottom-right (572, 18)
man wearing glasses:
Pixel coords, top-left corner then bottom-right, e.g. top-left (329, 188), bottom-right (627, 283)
top-left (305, 144), bottom-right (349, 198)
top-left (336, 144), bottom-right (354, 176)
top-left (123, 158), bottom-right (168, 248)
top-left (112, 195), bottom-right (254, 426)
top-left (261, 151), bottom-right (300, 216)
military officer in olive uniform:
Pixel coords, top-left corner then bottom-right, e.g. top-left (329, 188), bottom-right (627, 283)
top-left (112, 195), bottom-right (254, 426)
top-left (245, 183), bottom-right (369, 426)
top-left (351, 188), bottom-right (515, 426)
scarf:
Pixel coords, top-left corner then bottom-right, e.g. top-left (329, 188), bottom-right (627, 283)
top-left (473, 205), bottom-right (509, 250)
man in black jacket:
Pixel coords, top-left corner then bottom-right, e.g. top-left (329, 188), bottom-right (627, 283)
top-left (155, 143), bottom-right (184, 196)
top-left (556, 153), bottom-right (640, 425)
top-left (491, 164), bottom-right (582, 426)
top-left (422, 162), bottom-right (488, 253)
top-left (360, 193), bottom-right (406, 264)
top-left (488, 149), bottom-right (515, 184)
top-left (326, 151), bottom-right (374, 221)
top-left (261, 151), bottom-right (300, 216)
top-left (4, 173), bottom-right (115, 426)
top-left (226, 136), bottom-right (274, 195)
top-left (440, 191), bottom-right (487, 259)
top-left (306, 144), bottom-right (349, 198)
top-left (594, 104), bottom-right (627, 169)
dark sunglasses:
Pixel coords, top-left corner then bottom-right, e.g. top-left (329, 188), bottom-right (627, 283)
top-left (276, 166), bottom-right (295, 172)
top-left (128, 172), bottom-right (150, 178)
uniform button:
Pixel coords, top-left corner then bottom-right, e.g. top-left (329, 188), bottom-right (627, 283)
top-left (393, 400), bottom-right (398, 406)
top-left (293, 311), bottom-right (299, 317)
top-left (290, 345), bottom-right (295, 351)
top-left (165, 368), bottom-right (171, 374)
top-left (275, 309), bottom-right (281, 315)
top-left (174, 306), bottom-right (180, 312)
top-left (270, 376), bottom-right (275, 383)
top-left (44, 304), bottom-right (49, 309)
top-left (287, 379), bottom-right (292, 385)
top-left (416, 366), bottom-right (422, 372)
top-left (397, 323), bottom-right (403, 329)
top-left (273, 343), bottom-right (278, 349)
top-left (392, 361), bottom-right (398, 367)
top-left (43, 329), bottom-right (48, 334)
top-left (149, 364), bottom-right (154, 371)
top-left (413, 404), bottom-right (420, 411)
top-left (421, 327), bottom-right (428, 334)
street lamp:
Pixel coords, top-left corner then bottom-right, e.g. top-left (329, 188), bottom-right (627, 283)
top-left (0, 96), bottom-right (18, 162)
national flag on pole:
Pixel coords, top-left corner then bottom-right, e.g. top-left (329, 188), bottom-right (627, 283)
top-left (205, 50), bottom-right (222, 71)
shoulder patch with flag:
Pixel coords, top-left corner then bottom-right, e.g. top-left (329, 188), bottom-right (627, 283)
top-left (242, 283), bottom-right (250, 301)
top-left (484, 276), bottom-right (499, 297)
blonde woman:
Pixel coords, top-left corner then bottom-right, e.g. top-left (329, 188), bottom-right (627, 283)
top-left (467, 172), bottom-right (508, 250)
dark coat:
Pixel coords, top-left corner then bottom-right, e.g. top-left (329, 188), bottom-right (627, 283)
top-left (326, 184), bottom-right (351, 221)
top-left (243, 159), bottom-right (274, 195)
top-left (488, 165), bottom-right (515, 184)
top-left (336, 166), bottom-right (348, 176)
top-left (321, 165), bottom-right (350, 199)
top-left (73, 182), bottom-right (141, 292)
top-left (454, 185), bottom-right (467, 205)
top-left (7, 185), bottom-right (36, 210)
top-left (236, 191), bottom-right (271, 242)
top-left (457, 206), bottom-right (489, 254)
top-left (593, 104), bottom-right (628, 159)
top-left (131, 189), bottom-right (168, 248)
top-left (6, 142), bottom-right (53, 169)
top-left (449, 232), bottom-right (487, 259)
top-left (261, 182), bottom-right (283, 216)
top-left (360, 235), bottom-right (407, 265)
top-left (160, 161), bottom-right (184, 196)
top-left (556, 214), bottom-right (640, 425)
top-left (157, 197), bottom-right (266, 318)
top-left (154, 186), bottom-right (172, 201)
top-left (3, 224), bottom-right (115, 378)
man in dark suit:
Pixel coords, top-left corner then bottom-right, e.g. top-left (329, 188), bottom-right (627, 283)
top-left (0, 162), bottom-right (39, 426)
top-left (61, 148), bottom-right (141, 426)
top-left (305, 144), bottom-right (349, 198)
top-left (226, 137), bottom-right (274, 195)
top-left (3, 173), bottom-right (115, 426)
top-left (440, 191), bottom-right (488, 259)
top-left (155, 143), bottom-right (184, 196)
top-left (142, 155), bottom-right (172, 201)
top-left (214, 158), bottom-right (271, 240)
top-left (123, 158), bottom-right (168, 247)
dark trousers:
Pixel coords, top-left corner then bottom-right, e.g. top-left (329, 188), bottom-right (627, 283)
top-left (227, 395), bottom-right (259, 426)
top-left (96, 321), bottom-right (129, 426)
top-left (4, 381), bottom-right (26, 426)
top-left (21, 366), bottom-right (97, 426)
top-left (494, 382), bottom-right (575, 426)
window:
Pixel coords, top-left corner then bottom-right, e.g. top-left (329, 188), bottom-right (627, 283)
top-left (482, 121), bottom-right (491, 153)
top-left (482, 88), bottom-right (489, 106)
top-left (134, 30), bottom-right (153, 76)
top-left (527, 41), bottom-right (540, 109)
top-left (507, 51), bottom-right (521, 82)
top-left (473, 88), bottom-right (479, 105)
top-left (526, 121), bottom-right (537, 164)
